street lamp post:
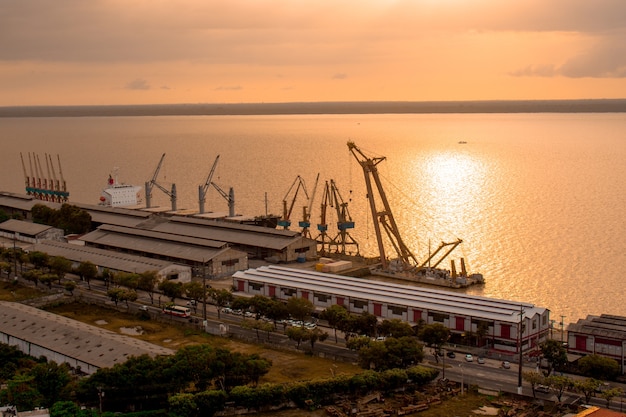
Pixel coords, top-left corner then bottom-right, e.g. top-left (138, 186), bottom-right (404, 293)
top-left (518, 304), bottom-right (525, 395)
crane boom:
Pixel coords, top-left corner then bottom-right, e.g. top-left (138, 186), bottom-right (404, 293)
top-left (278, 175), bottom-right (310, 229)
top-left (211, 182), bottom-right (235, 217)
top-left (145, 153), bottom-right (177, 211)
top-left (198, 155), bottom-right (220, 214)
top-left (347, 141), bottom-right (418, 269)
top-left (299, 173), bottom-right (319, 237)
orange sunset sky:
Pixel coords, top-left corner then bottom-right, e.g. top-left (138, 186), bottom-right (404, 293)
top-left (1, 0), bottom-right (625, 106)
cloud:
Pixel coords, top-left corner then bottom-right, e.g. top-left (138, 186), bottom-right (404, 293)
top-left (214, 85), bottom-right (242, 91)
top-left (125, 79), bottom-right (150, 90)
top-left (511, 33), bottom-right (626, 78)
top-left (332, 73), bottom-right (347, 80)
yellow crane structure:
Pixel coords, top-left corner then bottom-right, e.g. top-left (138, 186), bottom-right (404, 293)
top-left (347, 141), bottom-right (483, 287)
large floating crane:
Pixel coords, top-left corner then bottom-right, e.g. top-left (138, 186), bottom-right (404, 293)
top-left (145, 153), bottom-right (177, 211)
top-left (347, 141), bottom-right (483, 287)
top-left (198, 155), bottom-right (220, 214)
top-left (347, 141), bottom-right (418, 269)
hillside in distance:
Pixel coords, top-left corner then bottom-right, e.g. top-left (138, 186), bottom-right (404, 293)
top-left (1, 99), bottom-right (626, 117)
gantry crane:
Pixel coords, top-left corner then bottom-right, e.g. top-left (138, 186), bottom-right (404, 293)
top-left (198, 155), bottom-right (220, 214)
top-left (330, 179), bottom-right (359, 255)
top-left (317, 179), bottom-right (359, 255)
top-left (298, 173), bottom-right (319, 238)
top-left (145, 153), bottom-right (177, 211)
top-left (278, 175), bottom-right (310, 230)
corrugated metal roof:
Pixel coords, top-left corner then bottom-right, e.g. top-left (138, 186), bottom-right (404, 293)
top-left (0, 219), bottom-right (55, 236)
top-left (28, 240), bottom-right (185, 274)
top-left (152, 216), bottom-right (309, 250)
top-left (568, 314), bottom-right (626, 340)
top-left (0, 301), bottom-right (173, 371)
top-left (233, 265), bottom-right (547, 323)
top-left (80, 227), bottom-right (238, 263)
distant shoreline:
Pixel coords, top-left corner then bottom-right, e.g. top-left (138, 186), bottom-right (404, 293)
top-left (1, 99), bottom-right (626, 117)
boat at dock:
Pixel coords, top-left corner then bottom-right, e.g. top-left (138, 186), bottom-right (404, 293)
top-left (99, 169), bottom-right (143, 208)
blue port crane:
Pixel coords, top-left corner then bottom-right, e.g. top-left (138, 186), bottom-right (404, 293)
top-left (278, 175), bottom-right (310, 230)
top-left (316, 179), bottom-right (359, 256)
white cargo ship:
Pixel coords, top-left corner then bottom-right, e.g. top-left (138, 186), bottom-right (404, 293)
top-left (99, 169), bottom-right (142, 208)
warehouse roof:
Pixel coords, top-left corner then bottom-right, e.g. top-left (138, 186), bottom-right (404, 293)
top-left (568, 314), bottom-right (626, 340)
top-left (28, 240), bottom-right (181, 274)
top-left (0, 301), bottom-right (174, 370)
top-left (0, 219), bottom-right (57, 236)
top-left (80, 224), bottom-right (239, 263)
top-left (152, 216), bottom-right (311, 250)
top-left (233, 265), bottom-right (547, 324)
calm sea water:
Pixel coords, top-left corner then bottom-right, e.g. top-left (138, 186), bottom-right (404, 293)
top-left (1, 113), bottom-right (625, 325)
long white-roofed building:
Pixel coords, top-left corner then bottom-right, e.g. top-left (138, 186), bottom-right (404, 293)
top-left (233, 265), bottom-right (550, 354)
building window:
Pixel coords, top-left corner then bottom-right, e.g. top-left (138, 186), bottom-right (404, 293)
top-left (249, 282), bottom-right (263, 291)
top-left (429, 312), bottom-right (449, 323)
top-left (352, 299), bottom-right (368, 309)
top-left (315, 293), bottom-right (330, 303)
top-left (389, 306), bottom-right (407, 316)
top-left (281, 287), bottom-right (296, 297)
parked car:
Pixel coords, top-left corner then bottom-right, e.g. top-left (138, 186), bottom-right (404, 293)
top-left (138, 305), bottom-right (149, 311)
top-left (501, 360), bottom-right (511, 369)
top-left (446, 351), bottom-right (456, 359)
top-left (477, 356), bottom-right (485, 364)
top-left (536, 385), bottom-right (551, 393)
top-left (465, 354), bottom-right (473, 362)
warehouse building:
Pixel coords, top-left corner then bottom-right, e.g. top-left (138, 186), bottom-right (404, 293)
top-left (567, 314), bottom-right (626, 375)
top-left (233, 265), bottom-right (550, 354)
top-left (79, 224), bottom-right (247, 279)
top-left (0, 301), bottom-right (174, 375)
top-left (0, 219), bottom-right (64, 246)
top-left (27, 240), bottom-right (192, 282)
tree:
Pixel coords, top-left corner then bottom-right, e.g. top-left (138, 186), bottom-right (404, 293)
top-left (572, 378), bottom-right (602, 404)
top-left (76, 261), bottom-right (98, 290)
top-left (307, 328), bottom-right (329, 352)
top-left (184, 281), bottom-right (206, 313)
top-left (263, 298), bottom-right (289, 329)
top-left (106, 287), bottom-right (124, 306)
top-left (418, 323), bottom-right (450, 362)
top-left (137, 270), bottom-right (160, 304)
top-left (378, 318), bottom-right (415, 339)
top-left (63, 280), bottom-right (76, 295)
top-left (544, 375), bottom-right (572, 403)
top-left (320, 305), bottom-right (349, 343)
top-left (522, 370), bottom-right (545, 398)
top-left (540, 339), bottom-right (568, 376)
top-left (49, 256), bottom-right (72, 283)
top-left (577, 354), bottom-right (620, 380)
top-left (286, 297), bottom-right (314, 323)
top-left (159, 280), bottom-right (184, 301)
top-left (599, 387), bottom-right (623, 409)
top-left (28, 251), bottom-right (49, 270)
top-left (3, 374), bottom-right (43, 411)
top-left (286, 326), bottom-right (309, 349)
top-left (29, 361), bottom-right (73, 407)
top-left (208, 288), bottom-right (234, 319)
